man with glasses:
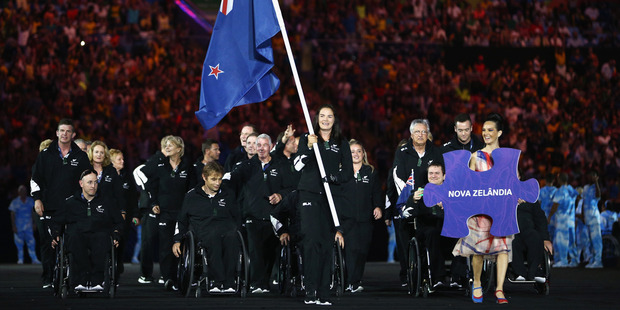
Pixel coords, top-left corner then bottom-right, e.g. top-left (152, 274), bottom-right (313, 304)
top-left (441, 113), bottom-right (485, 154)
top-left (31, 119), bottom-right (92, 288)
top-left (385, 119), bottom-right (443, 287)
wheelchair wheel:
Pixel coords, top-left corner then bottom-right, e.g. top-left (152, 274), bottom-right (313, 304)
top-left (481, 259), bottom-right (495, 294)
top-left (278, 244), bottom-right (293, 296)
top-left (407, 238), bottom-right (421, 297)
top-left (237, 231), bottom-right (250, 298)
top-left (177, 231), bottom-right (195, 298)
top-left (535, 249), bottom-right (552, 295)
top-left (56, 237), bottom-right (70, 299)
top-left (332, 242), bottom-right (345, 297)
top-left (53, 237), bottom-right (64, 297)
top-left (104, 237), bottom-right (117, 299)
top-left (103, 238), bottom-right (116, 298)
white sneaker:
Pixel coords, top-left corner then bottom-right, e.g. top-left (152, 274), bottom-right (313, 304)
top-left (209, 287), bottom-right (221, 293)
top-left (316, 299), bottom-right (332, 306)
top-left (91, 284), bottom-right (104, 291)
top-left (351, 285), bottom-right (364, 293)
top-left (534, 276), bottom-right (546, 283)
top-left (74, 284), bottom-right (87, 291)
top-left (251, 287), bottom-right (263, 294)
top-left (138, 276), bottom-right (154, 284)
top-left (17, 260), bottom-right (23, 264)
top-left (158, 277), bottom-right (164, 284)
top-left (222, 287), bottom-right (235, 293)
top-left (515, 275), bottom-right (526, 281)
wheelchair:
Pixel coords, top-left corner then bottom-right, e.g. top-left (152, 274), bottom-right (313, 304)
top-left (507, 249), bottom-right (552, 295)
top-left (176, 230), bottom-right (250, 298)
top-left (53, 234), bottom-right (118, 299)
top-left (330, 242), bottom-right (346, 297)
top-left (276, 243), bottom-right (303, 297)
top-left (462, 256), bottom-right (496, 297)
top-left (406, 236), bottom-right (457, 298)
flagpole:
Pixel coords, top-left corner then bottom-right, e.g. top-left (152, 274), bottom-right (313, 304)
top-left (271, 0), bottom-right (341, 229)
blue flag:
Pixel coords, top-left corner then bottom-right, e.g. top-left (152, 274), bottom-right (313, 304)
top-left (395, 169), bottom-right (414, 216)
top-left (196, 0), bottom-right (281, 130)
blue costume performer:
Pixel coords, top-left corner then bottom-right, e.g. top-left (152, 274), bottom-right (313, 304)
top-left (550, 174), bottom-right (579, 267)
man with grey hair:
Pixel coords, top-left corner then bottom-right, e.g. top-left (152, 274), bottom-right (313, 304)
top-left (224, 133), bottom-right (294, 293)
top-left (385, 119), bottom-right (443, 286)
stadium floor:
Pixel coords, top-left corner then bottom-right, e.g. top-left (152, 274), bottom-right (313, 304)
top-left (0, 262), bottom-right (617, 309)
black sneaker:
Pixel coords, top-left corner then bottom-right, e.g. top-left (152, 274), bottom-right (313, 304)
top-left (164, 279), bottom-right (176, 291)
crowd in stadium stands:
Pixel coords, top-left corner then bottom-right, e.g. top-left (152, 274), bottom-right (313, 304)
top-left (0, 0), bottom-right (619, 206)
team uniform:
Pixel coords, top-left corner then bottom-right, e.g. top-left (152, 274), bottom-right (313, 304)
top-left (51, 192), bottom-right (123, 289)
top-left (386, 139), bottom-right (443, 283)
top-left (142, 156), bottom-right (196, 285)
top-left (174, 186), bottom-right (240, 289)
top-left (224, 146), bottom-right (248, 172)
top-left (340, 164), bottom-right (383, 289)
top-left (31, 140), bottom-right (91, 285)
top-left (440, 135), bottom-right (485, 154)
top-left (134, 151), bottom-right (165, 282)
top-left (552, 184), bottom-right (579, 267)
top-left (294, 133), bottom-right (353, 301)
top-left (403, 186), bottom-right (446, 285)
top-left (8, 195), bottom-right (40, 264)
top-left (226, 154), bottom-right (293, 291)
top-left (512, 201), bottom-right (550, 280)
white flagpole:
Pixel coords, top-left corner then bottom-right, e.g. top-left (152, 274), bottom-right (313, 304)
top-left (271, 0), bottom-right (341, 229)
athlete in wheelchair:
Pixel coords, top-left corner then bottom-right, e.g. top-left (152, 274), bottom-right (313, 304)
top-left (403, 162), bottom-right (451, 297)
top-left (173, 162), bottom-right (249, 297)
top-left (271, 190), bottom-right (304, 296)
top-left (270, 189), bottom-right (346, 298)
top-left (507, 199), bottom-right (553, 294)
top-left (51, 169), bottom-right (123, 298)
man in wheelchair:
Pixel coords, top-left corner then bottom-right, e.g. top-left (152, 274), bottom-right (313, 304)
top-left (173, 162), bottom-right (240, 293)
top-left (402, 162), bottom-right (448, 291)
top-left (512, 199), bottom-right (553, 283)
top-left (51, 169), bottom-right (123, 292)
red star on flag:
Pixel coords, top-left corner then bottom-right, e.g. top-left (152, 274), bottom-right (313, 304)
top-left (208, 64), bottom-right (224, 80)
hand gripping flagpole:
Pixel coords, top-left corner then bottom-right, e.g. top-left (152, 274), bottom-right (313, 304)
top-left (271, 0), bottom-right (341, 229)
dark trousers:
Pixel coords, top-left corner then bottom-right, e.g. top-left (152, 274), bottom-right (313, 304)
top-left (342, 219), bottom-right (373, 286)
top-left (394, 218), bottom-right (415, 283)
top-left (158, 212), bottom-right (178, 282)
top-left (246, 220), bottom-right (278, 289)
top-left (200, 230), bottom-right (239, 287)
top-left (299, 191), bottom-right (334, 299)
top-left (416, 225), bottom-right (446, 282)
top-left (512, 229), bottom-right (544, 279)
top-left (36, 212), bottom-right (54, 284)
top-left (139, 212), bottom-right (158, 278)
top-left (68, 230), bottom-right (109, 286)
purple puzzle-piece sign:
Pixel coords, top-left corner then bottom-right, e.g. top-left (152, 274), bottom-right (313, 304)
top-left (423, 149), bottom-right (539, 238)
